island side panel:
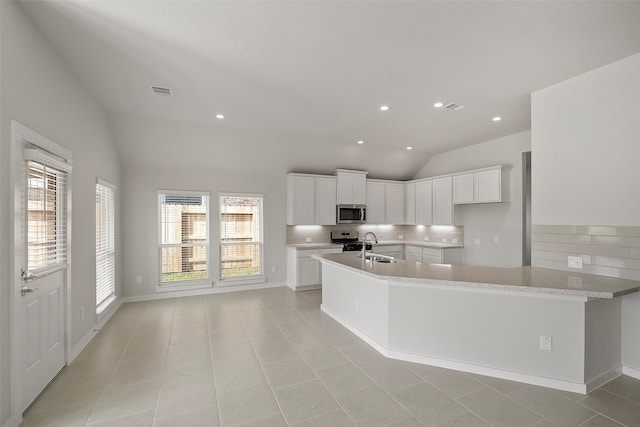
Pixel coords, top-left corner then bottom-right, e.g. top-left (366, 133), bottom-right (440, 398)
top-left (585, 297), bottom-right (622, 389)
top-left (388, 283), bottom-right (586, 384)
top-left (321, 263), bottom-right (389, 347)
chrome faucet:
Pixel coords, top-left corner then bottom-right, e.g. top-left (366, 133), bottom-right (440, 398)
top-left (362, 232), bottom-right (378, 260)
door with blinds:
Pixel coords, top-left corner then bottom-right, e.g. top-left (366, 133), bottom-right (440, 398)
top-left (12, 122), bottom-right (71, 412)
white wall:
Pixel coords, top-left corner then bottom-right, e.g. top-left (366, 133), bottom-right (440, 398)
top-left (531, 53), bottom-right (640, 373)
top-left (414, 131), bottom-right (531, 267)
top-left (0, 1), bottom-right (120, 424)
top-left (121, 166), bottom-right (287, 299)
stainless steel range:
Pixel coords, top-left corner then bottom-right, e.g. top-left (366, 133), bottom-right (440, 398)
top-left (330, 230), bottom-right (372, 252)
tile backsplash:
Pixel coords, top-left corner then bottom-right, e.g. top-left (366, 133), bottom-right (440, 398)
top-left (532, 225), bottom-right (640, 281)
top-left (287, 224), bottom-right (464, 245)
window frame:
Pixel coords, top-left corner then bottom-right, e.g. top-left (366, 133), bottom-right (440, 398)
top-left (157, 190), bottom-right (211, 290)
top-left (96, 179), bottom-right (116, 314)
top-left (218, 192), bottom-right (265, 284)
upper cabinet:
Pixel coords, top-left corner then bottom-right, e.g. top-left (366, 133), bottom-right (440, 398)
top-left (453, 166), bottom-right (504, 205)
top-left (405, 179), bottom-right (433, 225)
top-left (367, 180), bottom-right (404, 225)
top-left (287, 173), bottom-right (337, 225)
top-left (432, 176), bottom-right (454, 225)
top-left (336, 169), bottom-right (367, 205)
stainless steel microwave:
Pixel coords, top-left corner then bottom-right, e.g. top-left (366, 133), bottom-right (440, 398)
top-left (336, 204), bottom-right (366, 224)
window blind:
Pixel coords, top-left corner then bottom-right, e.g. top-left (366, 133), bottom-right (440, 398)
top-left (219, 193), bottom-right (264, 280)
top-left (27, 161), bottom-right (68, 272)
top-left (159, 192), bottom-right (210, 284)
top-left (96, 181), bottom-right (115, 307)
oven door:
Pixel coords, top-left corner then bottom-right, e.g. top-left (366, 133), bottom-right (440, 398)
top-left (337, 205), bottom-right (366, 224)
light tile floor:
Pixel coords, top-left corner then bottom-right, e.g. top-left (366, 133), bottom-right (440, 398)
top-left (19, 287), bottom-right (640, 427)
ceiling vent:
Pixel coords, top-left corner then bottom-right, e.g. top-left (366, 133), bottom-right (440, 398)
top-left (151, 86), bottom-right (173, 97)
top-left (444, 103), bottom-right (465, 111)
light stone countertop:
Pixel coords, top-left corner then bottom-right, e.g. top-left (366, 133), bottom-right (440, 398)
top-left (373, 240), bottom-right (464, 249)
top-left (287, 243), bottom-right (343, 250)
top-left (313, 252), bottom-right (640, 299)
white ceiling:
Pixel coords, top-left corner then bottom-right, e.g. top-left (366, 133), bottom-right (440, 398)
top-left (18, 1), bottom-right (640, 180)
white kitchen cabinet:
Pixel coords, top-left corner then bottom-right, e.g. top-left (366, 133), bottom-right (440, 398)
top-left (287, 173), bottom-right (336, 225)
top-left (415, 179), bottom-right (433, 225)
top-left (432, 176), bottom-right (453, 225)
top-left (336, 169), bottom-right (367, 205)
top-left (404, 245), bottom-right (423, 262)
top-left (366, 181), bottom-right (385, 224)
top-left (287, 246), bottom-right (342, 290)
top-left (452, 166), bottom-right (504, 205)
top-left (474, 167), bottom-right (502, 203)
top-left (404, 182), bottom-right (416, 224)
top-left (366, 180), bottom-right (405, 224)
top-left (385, 183), bottom-right (405, 225)
top-left (453, 173), bottom-right (474, 204)
top-left (316, 177), bottom-right (338, 224)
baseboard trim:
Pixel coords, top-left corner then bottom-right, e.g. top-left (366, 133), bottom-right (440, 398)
top-left (122, 281), bottom-right (287, 302)
top-left (585, 366), bottom-right (623, 394)
top-left (623, 365), bottom-right (640, 380)
top-left (1, 415), bottom-right (21, 427)
top-left (321, 304), bottom-right (588, 394)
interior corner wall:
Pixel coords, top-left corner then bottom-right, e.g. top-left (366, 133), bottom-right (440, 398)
top-left (413, 131), bottom-right (531, 268)
top-left (530, 53), bottom-right (640, 373)
top-left (0, 1), bottom-right (120, 423)
top-left (120, 165), bottom-right (287, 299)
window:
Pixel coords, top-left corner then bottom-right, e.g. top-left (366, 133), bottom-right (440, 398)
top-left (159, 191), bottom-right (210, 285)
top-left (219, 193), bottom-right (264, 281)
top-left (27, 161), bottom-right (68, 273)
top-left (96, 180), bottom-right (116, 310)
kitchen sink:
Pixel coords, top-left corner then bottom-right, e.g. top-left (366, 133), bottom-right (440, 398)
top-left (358, 253), bottom-right (399, 263)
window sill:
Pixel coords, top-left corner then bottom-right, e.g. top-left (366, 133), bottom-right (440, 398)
top-left (156, 281), bottom-right (213, 293)
top-left (217, 275), bottom-right (265, 287)
top-left (96, 294), bottom-right (117, 323)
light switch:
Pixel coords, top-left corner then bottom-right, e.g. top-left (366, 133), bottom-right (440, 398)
top-left (474, 238), bottom-right (481, 246)
top-left (540, 336), bottom-right (552, 351)
top-left (568, 256), bottom-right (583, 269)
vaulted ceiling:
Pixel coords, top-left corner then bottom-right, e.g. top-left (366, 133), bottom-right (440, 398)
top-left (19, 1), bottom-right (640, 180)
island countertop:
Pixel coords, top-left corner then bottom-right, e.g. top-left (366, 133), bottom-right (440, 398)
top-left (313, 252), bottom-right (640, 298)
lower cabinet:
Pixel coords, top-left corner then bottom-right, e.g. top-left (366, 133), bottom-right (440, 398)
top-left (405, 245), bottom-right (462, 264)
top-left (287, 247), bottom-right (342, 290)
top-left (372, 245), bottom-right (403, 259)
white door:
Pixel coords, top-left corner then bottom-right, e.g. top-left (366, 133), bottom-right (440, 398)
top-left (12, 122), bottom-right (71, 412)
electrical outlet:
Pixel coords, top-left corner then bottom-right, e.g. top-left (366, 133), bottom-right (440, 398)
top-left (398, 235), bottom-right (404, 240)
top-left (494, 235), bottom-right (500, 244)
top-left (424, 236), bottom-right (429, 241)
top-left (568, 256), bottom-right (583, 269)
top-left (305, 237), bottom-right (312, 243)
top-left (271, 266), bottom-right (277, 273)
top-left (540, 336), bottom-right (552, 351)
top-left (354, 299), bottom-right (360, 311)
top-left (474, 238), bottom-right (481, 246)
top-left (136, 275), bottom-right (142, 284)
top-left (442, 238), bottom-right (447, 243)
top-left (452, 239), bottom-right (458, 244)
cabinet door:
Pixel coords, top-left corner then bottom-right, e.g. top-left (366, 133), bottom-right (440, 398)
top-left (352, 173), bottom-right (367, 204)
top-left (453, 173), bottom-right (474, 204)
top-left (316, 177), bottom-right (337, 225)
top-left (415, 180), bottom-right (433, 225)
top-left (404, 182), bottom-right (416, 225)
top-left (366, 182), bottom-right (385, 224)
top-left (298, 257), bottom-right (320, 286)
top-left (432, 177), bottom-right (453, 225)
top-left (289, 175), bottom-right (316, 225)
top-left (474, 168), bottom-right (502, 203)
top-left (405, 246), bottom-right (423, 262)
top-left (337, 173), bottom-right (354, 204)
top-left (385, 183), bottom-right (405, 225)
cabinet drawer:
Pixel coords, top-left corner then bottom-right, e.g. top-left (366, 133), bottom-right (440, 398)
top-left (374, 245), bottom-right (403, 254)
top-left (321, 248), bottom-right (343, 255)
top-left (423, 255), bottom-right (443, 264)
top-left (405, 246), bottom-right (423, 256)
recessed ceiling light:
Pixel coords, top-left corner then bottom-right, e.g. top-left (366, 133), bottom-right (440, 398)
top-left (406, 146), bottom-right (413, 150)
top-left (433, 102), bottom-right (444, 108)
top-left (380, 105), bottom-right (390, 111)
top-left (216, 114), bottom-right (225, 119)
top-left (492, 116), bottom-right (502, 122)
top-left (357, 140), bottom-right (364, 145)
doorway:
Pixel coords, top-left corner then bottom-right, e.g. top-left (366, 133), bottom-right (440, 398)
top-left (11, 121), bottom-right (72, 415)
top-left (522, 151), bottom-right (532, 266)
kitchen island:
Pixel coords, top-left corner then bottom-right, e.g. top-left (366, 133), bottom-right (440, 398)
top-left (313, 253), bottom-right (640, 393)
